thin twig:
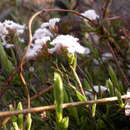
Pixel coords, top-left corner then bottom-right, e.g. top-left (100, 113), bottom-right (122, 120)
top-left (24, 86), bottom-right (53, 104)
top-left (5, 68), bottom-right (19, 83)
top-left (18, 10), bottom-right (43, 110)
top-left (107, 42), bottom-right (130, 87)
top-left (103, 0), bottom-right (112, 18)
top-left (70, 66), bottom-right (85, 96)
top-left (0, 117), bottom-right (10, 126)
top-left (0, 94), bottom-right (130, 117)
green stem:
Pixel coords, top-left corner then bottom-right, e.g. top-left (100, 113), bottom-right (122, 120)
top-left (70, 66), bottom-right (85, 96)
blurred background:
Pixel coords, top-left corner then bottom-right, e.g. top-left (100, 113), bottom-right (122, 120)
top-left (0, 0), bottom-right (130, 27)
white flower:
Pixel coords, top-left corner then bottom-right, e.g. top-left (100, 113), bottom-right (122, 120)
top-left (26, 48), bottom-right (37, 59)
top-left (93, 59), bottom-right (100, 65)
top-left (41, 18), bottom-right (60, 29)
top-left (102, 52), bottom-right (113, 57)
top-left (33, 28), bottom-right (53, 40)
top-left (125, 88), bottom-right (130, 116)
top-left (3, 43), bottom-right (14, 48)
top-left (81, 9), bottom-right (99, 20)
top-left (48, 35), bottom-right (90, 54)
top-left (34, 36), bottom-right (50, 45)
top-left (102, 52), bottom-right (113, 61)
top-left (18, 38), bottom-right (25, 43)
top-left (0, 22), bottom-right (8, 44)
top-left (26, 43), bottom-right (44, 59)
top-left (3, 20), bottom-right (25, 35)
top-left (26, 19), bottom-right (55, 59)
top-left (127, 64), bottom-right (130, 69)
top-left (26, 44), bottom-right (44, 59)
top-left (48, 18), bottom-right (60, 29)
top-left (85, 85), bottom-right (109, 99)
top-left (41, 22), bottom-right (50, 28)
top-left (0, 22), bottom-right (8, 37)
top-left (92, 85), bottom-right (108, 93)
top-left (26, 36), bottom-right (50, 59)
top-left (0, 21), bottom-right (25, 47)
top-left (29, 66), bottom-right (35, 72)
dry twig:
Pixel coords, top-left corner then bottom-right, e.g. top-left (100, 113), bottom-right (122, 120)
top-left (0, 94), bottom-right (130, 117)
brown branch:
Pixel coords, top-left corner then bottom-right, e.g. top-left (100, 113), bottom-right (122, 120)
top-left (0, 94), bottom-right (130, 117)
top-left (40, 9), bottom-right (96, 25)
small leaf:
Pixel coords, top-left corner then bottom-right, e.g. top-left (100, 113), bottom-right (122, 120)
top-left (0, 42), bottom-right (14, 74)
top-left (12, 122), bottom-right (19, 130)
top-left (92, 95), bottom-right (97, 117)
top-left (26, 113), bottom-right (32, 130)
top-left (61, 117), bottom-right (69, 129)
top-left (106, 79), bottom-right (114, 96)
top-left (54, 72), bottom-right (64, 124)
top-left (17, 102), bottom-right (23, 130)
top-left (115, 88), bottom-right (124, 108)
top-left (68, 53), bottom-right (77, 70)
top-left (70, 84), bottom-right (87, 101)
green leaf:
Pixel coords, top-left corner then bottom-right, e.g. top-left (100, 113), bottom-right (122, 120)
top-left (69, 100), bottom-right (79, 123)
top-left (12, 122), bottom-right (19, 130)
top-left (92, 95), bottom-right (97, 117)
top-left (61, 117), bottom-right (69, 130)
top-left (108, 66), bottom-right (124, 94)
top-left (108, 66), bottom-right (119, 89)
top-left (17, 102), bottom-right (23, 130)
top-left (0, 42), bottom-right (14, 74)
top-left (69, 84), bottom-right (87, 101)
top-left (26, 113), bottom-right (32, 130)
top-left (115, 88), bottom-right (124, 108)
top-left (106, 79), bottom-right (115, 96)
top-left (68, 53), bottom-right (77, 70)
top-left (54, 72), bottom-right (64, 124)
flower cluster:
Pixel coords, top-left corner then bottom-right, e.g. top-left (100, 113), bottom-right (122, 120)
top-left (3, 20), bottom-right (25, 35)
top-left (81, 9), bottom-right (99, 20)
top-left (0, 10), bottom-right (99, 58)
top-left (48, 35), bottom-right (90, 54)
top-left (26, 17), bottom-right (91, 59)
top-left (26, 18), bottom-right (60, 59)
top-left (0, 22), bottom-right (8, 45)
top-left (0, 20), bottom-right (25, 48)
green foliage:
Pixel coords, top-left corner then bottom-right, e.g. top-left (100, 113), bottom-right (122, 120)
top-left (54, 72), bottom-right (69, 130)
top-left (0, 1), bottom-right (130, 130)
top-left (0, 42), bottom-right (14, 75)
top-left (17, 102), bottom-right (23, 130)
top-left (69, 84), bottom-right (87, 101)
top-left (26, 113), bottom-right (32, 130)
